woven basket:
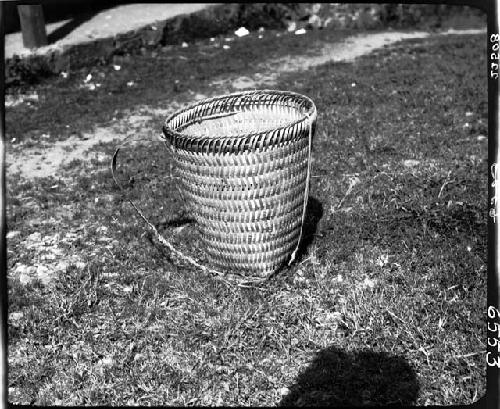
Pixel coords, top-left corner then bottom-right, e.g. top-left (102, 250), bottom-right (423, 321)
top-left (162, 90), bottom-right (316, 278)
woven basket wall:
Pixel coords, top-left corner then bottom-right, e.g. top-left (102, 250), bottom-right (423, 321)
top-left (162, 90), bottom-right (317, 277)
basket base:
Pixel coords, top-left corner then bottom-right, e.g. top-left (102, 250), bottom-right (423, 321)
top-left (204, 234), bottom-right (299, 278)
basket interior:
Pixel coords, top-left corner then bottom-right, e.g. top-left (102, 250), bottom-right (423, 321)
top-left (179, 105), bottom-right (303, 138)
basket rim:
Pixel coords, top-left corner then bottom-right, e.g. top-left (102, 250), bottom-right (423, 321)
top-left (161, 89), bottom-right (316, 148)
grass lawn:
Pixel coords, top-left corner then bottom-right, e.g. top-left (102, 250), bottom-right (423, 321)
top-left (6, 26), bottom-right (487, 406)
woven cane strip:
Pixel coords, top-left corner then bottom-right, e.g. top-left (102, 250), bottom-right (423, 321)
top-left (174, 138), bottom-right (308, 180)
top-left (175, 137), bottom-right (308, 168)
top-left (205, 243), bottom-right (299, 269)
top-left (201, 205), bottom-right (302, 239)
top-left (206, 239), bottom-right (298, 274)
top-left (195, 204), bottom-right (303, 235)
top-left (203, 222), bottom-right (301, 253)
top-left (175, 160), bottom-right (306, 194)
top-left (181, 175), bottom-right (307, 212)
top-left (191, 200), bottom-right (302, 226)
top-left (178, 168), bottom-right (307, 211)
top-left (196, 208), bottom-right (303, 234)
top-left (176, 167), bottom-right (307, 200)
top-left (186, 187), bottom-right (305, 227)
top-left (206, 239), bottom-right (299, 261)
top-left (191, 191), bottom-right (304, 227)
top-left (204, 223), bottom-right (302, 248)
top-left (175, 163), bottom-right (307, 201)
top-left (210, 258), bottom-right (290, 274)
top-left (207, 241), bottom-right (300, 260)
top-left (205, 245), bottom-right (300, 267)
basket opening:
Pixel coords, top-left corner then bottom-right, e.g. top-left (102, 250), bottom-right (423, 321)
top-left (178, 105), bottom-right (303, 139)
top-left (164, 91), bottom-right (316, 142)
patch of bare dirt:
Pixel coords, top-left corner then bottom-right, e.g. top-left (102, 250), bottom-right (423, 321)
top-left (7, 28), bottom-right (485, 181)
top-left (7, 103), bottom-right (183, 180)
top-left (212, 28), bottom-right (486, 90)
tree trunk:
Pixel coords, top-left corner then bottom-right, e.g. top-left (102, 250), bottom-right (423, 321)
top-left (18, 5), bottom-right (48, 48)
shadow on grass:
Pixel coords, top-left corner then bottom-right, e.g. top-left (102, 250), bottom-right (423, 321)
top-left (160, 214), bottom-right (195, 228)
top-left (47, 11), bottom-right (100, 44)
top-left (294, 196), bottom-right (324, 261)
top-left (45, 0), bottom-right (155, 44)
top-left (280, 346), bottom-right (419, 407)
